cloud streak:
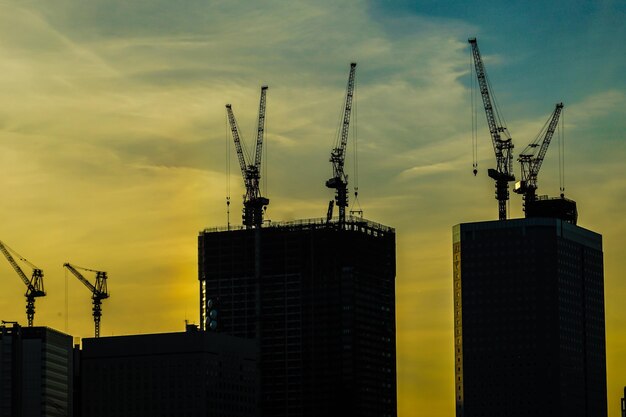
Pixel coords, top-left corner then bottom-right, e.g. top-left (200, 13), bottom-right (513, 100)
top-left (0, 1), bottom-right (625, 416)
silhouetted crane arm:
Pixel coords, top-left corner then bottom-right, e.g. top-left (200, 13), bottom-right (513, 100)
top-left (0, 241), bottom-right (33, 289)
top-left (64, 263), bottom-right (98, 294)
top-left (529, 103), bottom-right (563, 179)
top-left (0, 240), bottom-right (44, 294)
top-left (254, 86), bottom-right (268, 170)
top-left (468, 38), bottom-right (513, 171)
top-left (516, 103), bottom-right (564, 202)
top-left (226, 104), bottom-right (249, 182)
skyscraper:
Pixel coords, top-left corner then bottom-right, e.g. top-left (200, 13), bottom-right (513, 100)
top-left (198, 217), bottom-right (397, 417)
top-left (0, 323), bottom-right (74, 417)
top-left (453, 217), bottom-right (607, 417)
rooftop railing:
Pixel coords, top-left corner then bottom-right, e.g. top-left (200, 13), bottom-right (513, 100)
top-left (201, 216), bottom-right (394, 236)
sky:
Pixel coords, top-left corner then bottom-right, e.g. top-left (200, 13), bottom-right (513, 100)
top-left (0, 0), bottom-right (624, 415)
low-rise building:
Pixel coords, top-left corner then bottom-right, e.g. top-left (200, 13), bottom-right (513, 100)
top-left (80, 325), bottom-right (257, 417)
top-left (0, 323), bottom-right (74, 417)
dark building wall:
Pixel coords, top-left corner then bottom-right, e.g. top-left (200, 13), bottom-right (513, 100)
top-left (80, 330), bottom-right (258, 417)
top-left (0, 324), bottom-right (21, 417)
top-left (0, 324), bottom-right (74, 417)
top-left (199, 218), bottom-right (397, 417)
top-left (453, 218), bottom-right (607, 417)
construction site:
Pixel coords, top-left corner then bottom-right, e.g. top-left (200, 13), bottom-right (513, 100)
top-left (0, 34), bottom-right (611, 417)
top-left (200, 63), bottom-right (397, 417)
top-left (1, 62), bottom-right (399, 417)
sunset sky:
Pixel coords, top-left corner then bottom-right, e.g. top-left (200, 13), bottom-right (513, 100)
top-left (0, 1), bottom-right (624, 416)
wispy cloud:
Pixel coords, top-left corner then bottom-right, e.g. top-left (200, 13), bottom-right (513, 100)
top-left (0, 1), bottom-right (625, 416)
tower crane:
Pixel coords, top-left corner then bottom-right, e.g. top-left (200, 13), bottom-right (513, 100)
top-left (469, 38), bottom-right (515, 220)
top-left (226, 85), bottom-right (269, 228)
top-left (326, 62), bottom-right (357, 226)
top-left (63, 263), bottom-right (109, 338)
top-left (514, 103), bottom-right (564, 210)
top-left (0, 241), bottom-right (45, 326)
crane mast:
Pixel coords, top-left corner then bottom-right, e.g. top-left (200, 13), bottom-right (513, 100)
top-left (326, 62), bottom-right (357, 226)
top-left (515, 103), bottom-right (564, 209)
top-left (0, 240), bottom-right (45, 326)
top-left (469, 38), bottom-right (515, 220)
top-left (225, 85), bottom-right (269, 228)
top-left (63, 263), bottom-right (109, 338)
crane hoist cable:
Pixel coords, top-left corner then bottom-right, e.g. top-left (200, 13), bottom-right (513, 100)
top-left (225, 86), bottom-right (269, 229)
top-left (470, 47), bottom-right (479, 176)
top-left (468, 38), bottom-right (515, 221)
top-left (225, 107), bottom-right (232, 228)
top-left (63, 262), bottom-right (109, 338)
top-left (558, 109), bottom-right (566, 196)
top-left (350, 79), bottom-right (363, 218)
top-left (0, 240), bottom-right (45, 327)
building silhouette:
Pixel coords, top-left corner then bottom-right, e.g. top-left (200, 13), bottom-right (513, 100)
top-left (0, 323), bottom-right (74, 417)
top-left (198, 217), bottom-right (397, 417)
top-left (453, 218), bottom-right (607, 417)
top-left (79, 325), bottom-right (258, 417)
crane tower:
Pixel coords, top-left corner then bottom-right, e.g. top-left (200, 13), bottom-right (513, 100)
top-left (64, 263), bottom-right (109, 338)
top-left (515, 102), bottom-right (564, 207)
top-left (226, 86), bottom-right (269, 228)
top-left (469, 38), bottom-right (515, 220)
top-left (514, 102), bottom-right (577, 223)
top-left (326, 62), bottom-right (357, 226)
top-left (0, 240), bottom-right (45, 326)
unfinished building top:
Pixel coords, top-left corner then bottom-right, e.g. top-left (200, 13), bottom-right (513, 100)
top-left (201, 216), bottom-right (394, 236)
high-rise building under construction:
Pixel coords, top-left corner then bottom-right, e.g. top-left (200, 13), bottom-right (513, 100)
top-left (198, 217), bottom-right (396, 417)
top-left (453, 217), bottom-right (607, 417)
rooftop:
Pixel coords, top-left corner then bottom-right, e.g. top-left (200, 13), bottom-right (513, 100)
top-left (201, 215), bottom-right (395, 237)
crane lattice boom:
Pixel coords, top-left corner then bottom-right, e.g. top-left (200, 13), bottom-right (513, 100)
top-left (254, 86), bottom-right (268, 169)
top-left (225, 86), bottom-right (269, 228)
top-left (469, 38), bottom-right (515, 220)
top-left (0, 240), bottom-right (45, 326)
top-left (326, 62), bottom-right (357, 225)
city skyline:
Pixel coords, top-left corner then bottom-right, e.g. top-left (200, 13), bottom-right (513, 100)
top-left (0, 1), bottom-right (624, 416)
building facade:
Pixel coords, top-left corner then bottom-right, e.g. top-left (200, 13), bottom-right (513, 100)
top-left (0, 323), bottom-right (74, 417)
top-left (453, 218), bottom-right (607, 417)
top-left (79, 326), bottom-right (257, 417)
top-left (198, 217), bottom-right (397, 417)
